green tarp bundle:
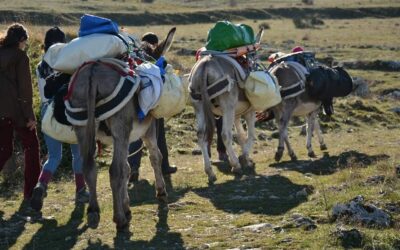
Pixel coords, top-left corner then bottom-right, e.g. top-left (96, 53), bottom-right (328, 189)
top-left (205, 21), bottom-right (255, 51)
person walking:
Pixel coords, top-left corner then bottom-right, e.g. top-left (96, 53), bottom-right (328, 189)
top-left (0, 23), bottom-right (41, 201)
top-left (30, 27), bottom-right (89, 212)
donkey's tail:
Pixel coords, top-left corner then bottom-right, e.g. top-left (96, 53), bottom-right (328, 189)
top-left (82, 63), bottom-right (98, 169)
top-left (199, 59), bottom-right (215, 144)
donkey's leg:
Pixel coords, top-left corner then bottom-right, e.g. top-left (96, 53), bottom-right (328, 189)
top-left (142, 120), bottom-right (167, 201)
top-left (314, 115), bottom-right (327, 151)
top-left (237, 111), bottom-right (256, 169)
top-left (275, 103), bottom-right (296, 162)
top-left (222, 109), bottom-right (242, 174)
top-left (234, 117), bottom-right (247, 167)
top-left (108, 110), bottom-right (134, 232)
top-left (194, 102), bottom-right (217, 183)
top-left (75, 127), bottom-right (100, 229)
top-left (306, 112), bottom-right (317, 158)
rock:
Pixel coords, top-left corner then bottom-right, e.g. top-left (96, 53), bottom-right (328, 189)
top-left (296, 188), bottom-right (308, 198)
top-left (384, 202), bottom-right (400, 214)
top-left (384, 90), bottom-right (400, 100)
top-left (257, 132), bottom-right (268, 141)
top-left (242, 223), bottom-right (273, 232)
top-left (365, 175), bottom-right (385, 185)
top-left (396, 165), bottom-right (400, 177)
top-left (280, 237), bottom-right (293, 243)
top-left (332, 227), bottom-right (363, 248)
top-left (391, 107), bottom-right (400, 115)
top-left (176, 148), bottom-right (188, 155)
top-left (352, 77), bottom-right (370, 97)
top-left (291, 214), bottom-right (317, 231)
top-left (331, 196), bottom-right (393, 228)
top-left (191, 149), bottom-right (202, 155)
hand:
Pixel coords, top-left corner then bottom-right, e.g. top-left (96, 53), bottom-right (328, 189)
top-left (26, 119), bottom-right (36, 131)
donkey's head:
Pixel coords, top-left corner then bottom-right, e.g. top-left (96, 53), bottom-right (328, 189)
top-left (140, 27), bottom-right (176, 60)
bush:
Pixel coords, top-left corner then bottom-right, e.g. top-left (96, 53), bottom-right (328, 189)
top-left (293, 16), bottom-right (324, 29)
top-left (258, 22), bottom-right (270, 30)
top-left (301, 0), bottom-right (314, 5)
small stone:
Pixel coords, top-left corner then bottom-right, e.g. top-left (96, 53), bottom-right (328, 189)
top-left (191, 149), bottom-right (202, 155)
top-left (332, 227), bottom-right (363, 248)
top-left (395, 165), bottom-right (400, 177)
top-left (365, 175), bottom-right (385, 185)
top-left (296, 188), bottom-right (308, 198)
top-left (242, 223), bottom-right (273, 232)
top-left (257, 132), bottom-right (268, 141)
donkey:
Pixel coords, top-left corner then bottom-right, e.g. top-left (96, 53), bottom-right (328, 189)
top-left (189, 29), bottom-right (264, 183)
top-left (268, 62), bottom-right (352, 162)
top-left (67, 28), bottom-right (176, 231)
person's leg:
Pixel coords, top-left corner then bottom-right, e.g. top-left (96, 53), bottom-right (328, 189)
top-left (38, 134), bottom-right (63, 185)
top-left (70, 144), bottom-right (85, 192)
top-left (0, 117), bottom-right (14, 172)
top-left (128, 139), bottom-right (143, 182)
top-left (14, 126), bottom-right (41, 199)
top-left (216, 117), bottom-right (228, 161)
top-left (157, 118), bottom-right (176, 174)
top-left (70, 144), bottom-right (89, 203)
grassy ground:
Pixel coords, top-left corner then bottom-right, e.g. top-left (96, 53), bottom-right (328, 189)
top-left (0, 9), bottom-right (400, 250)
top-left (1, 0), bottom-right (400, 13)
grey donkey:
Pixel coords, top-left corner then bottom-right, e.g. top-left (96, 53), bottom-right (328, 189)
top-left (68, 28), bottom-right (176, 232)
top-left (189, 29), bottom-right (264, 183)
top-left (268, 62), bottom-right (327, 162)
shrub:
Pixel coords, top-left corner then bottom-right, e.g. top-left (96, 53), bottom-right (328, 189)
top-left (258, 22), bottom-right (270, 30)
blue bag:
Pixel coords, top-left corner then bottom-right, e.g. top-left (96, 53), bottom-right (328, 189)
top-left (78, 14), bottom-right (119, 37)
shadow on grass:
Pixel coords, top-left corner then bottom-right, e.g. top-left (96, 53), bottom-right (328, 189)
top-left (194, 174), bottom-right (313, 215)
top-left (113, 203), bottom-right (184, 249)
top-left (21, 204), bottom-right (87, 249)
top-left (128, 175), bottom-right (190, 206)
top-left (212, 161), bottom-right (257, 177)
top-left (0, 201), bottom-right (33, 249)
top-left (269, 150), bottom-right (390, 175)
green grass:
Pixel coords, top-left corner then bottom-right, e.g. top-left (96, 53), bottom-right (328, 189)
top-left (1, 0), bottom-right (399, 13)
top-left (1, 7), bottom-right (400, 250)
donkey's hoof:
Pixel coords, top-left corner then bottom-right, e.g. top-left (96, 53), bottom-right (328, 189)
top-left (232, 167), bottom-right (243, 175)
top-left (320, 144), bottom-right (328, 151)
top-left (125, 210), bottom-right (132, 222)
top-left (308, 151), bottom-right (317, 158)
top-left (289, 153), bottom-right (298, 162)
top-left (87, 212), bottom-right (100, 229)
top-left (208, 175), bottom-right (217, 184)
top-left (275, 151), bottom-right (283, 162)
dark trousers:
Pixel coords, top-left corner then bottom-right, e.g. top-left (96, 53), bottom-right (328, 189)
top-left (128, 118), bottom-right (170, 172)
top-left (0, 117), bottom-right (41, 199)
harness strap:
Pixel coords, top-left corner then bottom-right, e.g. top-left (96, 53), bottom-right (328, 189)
top-left (64, 60), bottom-right (134, 101)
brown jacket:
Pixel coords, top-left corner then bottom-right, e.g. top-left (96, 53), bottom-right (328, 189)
top-left (0, 47), bottom-right (35, 127)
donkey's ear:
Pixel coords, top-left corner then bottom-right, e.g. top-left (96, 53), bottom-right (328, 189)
top-left (255, 28), bottom-right (264, 44)
top-left (152, 27), bottom-right (176, 59)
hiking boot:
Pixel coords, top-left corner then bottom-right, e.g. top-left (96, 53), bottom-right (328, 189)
top-left (30, 182), bottom-right (47, 212)
top-left (75, 187), bottom-right (90, 204)
top-left (162, 165), bottom-right (177, 175)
